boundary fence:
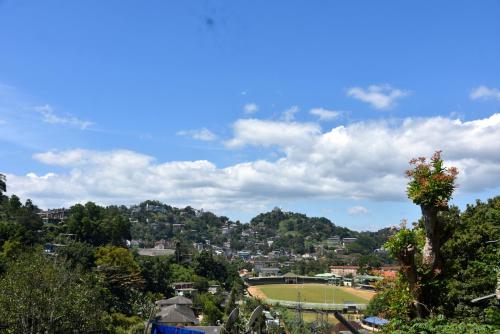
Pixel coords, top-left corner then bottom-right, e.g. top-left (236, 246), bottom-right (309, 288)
top-left (263, 298), bottom-right (368, 311)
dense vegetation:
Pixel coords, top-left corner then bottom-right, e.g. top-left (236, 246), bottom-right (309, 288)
top-left (0, 195), bottom-right (244, 333)
top-left (367, 152), bottom-right (500, 332)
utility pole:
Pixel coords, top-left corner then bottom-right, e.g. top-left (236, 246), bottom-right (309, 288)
top-left (296, 291), bottom-right (304, 332)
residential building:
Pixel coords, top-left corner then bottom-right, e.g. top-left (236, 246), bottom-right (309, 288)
top-left (371, 266), bottom-right (399, 279)
top-left (38, 208), bottom-right (69, 224)
top-left (172, 282), bottom-right (196, 296)
top-left (237, 250), bottom-right (251, 260)
top-left (326, 236), bottom-right (341, 248)
top-left (155, 239), bottom-right (175, 250)
top-left (342, 237), bottom-right (358, 246)
top-left (155, 296), bottom-right (199, 327)
top-left (330, 265), bottom-right (359, 277)
top-left (145, 203), bottom-right (167, 213)
top-left (208, 285), bottom-right (220, 294)
top-left (258, 267), bottom-right (280, 277)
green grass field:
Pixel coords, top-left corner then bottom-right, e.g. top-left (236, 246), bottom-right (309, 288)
top-left (255, 284), bottom-right (372, 304)
top-left (302, 312), bottom-right (339, 324)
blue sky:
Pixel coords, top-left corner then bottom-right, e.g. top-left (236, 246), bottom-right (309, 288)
top-left (1, 1), bottom-right (500, 230)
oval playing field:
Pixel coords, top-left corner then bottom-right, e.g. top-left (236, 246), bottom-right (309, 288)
top-left (248, 283), bottom-right (375, 304)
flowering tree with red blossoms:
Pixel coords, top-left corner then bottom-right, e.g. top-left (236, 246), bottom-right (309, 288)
top-left (385, 151), bottom-right (459, 318)
top-left (406, 151), bottom-right (458, 270)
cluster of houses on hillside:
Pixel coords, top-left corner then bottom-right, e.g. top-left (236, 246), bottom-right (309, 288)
top-left (37, 207), bottom-right (394, 283)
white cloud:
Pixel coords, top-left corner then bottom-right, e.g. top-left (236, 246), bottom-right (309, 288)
top-left (347, 84), bottom-right (409, 109)
top-left (225, 118), bottom-right (320, 148)
top-left (470, 86), bottom-right (500, 101)
top-left (282, 105), bottom-right (299, 121)
top-left (243, 103), bottom-right (259, 114)
top-left (348, 206), bottom-right (369, 215)
top-left (35, 105), bottom-right (93, 129)
top-left (309, 108), bottom-right (341, 121)
top-left (6, 113), bottom-right (500, 214)
top-left (177, 128), bottom-right (217, 141)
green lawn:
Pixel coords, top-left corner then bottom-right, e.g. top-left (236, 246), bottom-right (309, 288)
top-left (302, 311), bottom-right (339, 324)
top-left (256, 284), bottom-right (371, 304)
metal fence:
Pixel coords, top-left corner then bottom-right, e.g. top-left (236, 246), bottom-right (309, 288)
top-left (263, 298), bottom-right (368, 311)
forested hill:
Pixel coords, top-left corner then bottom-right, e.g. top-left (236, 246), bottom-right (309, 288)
top-left (126, 202), bottom-right (394, 255)
top-left (247, 208), bottom-right (396, 254)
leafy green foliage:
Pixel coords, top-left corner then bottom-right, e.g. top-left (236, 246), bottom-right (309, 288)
top-left (440, 197), bottom-right (500, 321)
top-left (383, 315), bottom-right (498, 334)
top-left (95, 246), bottom-right (144, 314)
top-left (384, 227), bottom-right (424, 260)
top-left (367, 277), bottom-right (413, 319)
top-left (376, 197), bottom-right (500, 327)
top-left (136, 255), bottom-right (174, 296)
top-left (0, 195), bottom-right (43, 247)
top-left (195, 293), bottom-right (224, 325)
top-left (0, 252), bottom-right (108, 333)
top-left (67, 202), bottom-right (131, 246)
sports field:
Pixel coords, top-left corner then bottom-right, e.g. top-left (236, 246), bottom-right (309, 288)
top-left (248, 284), bottom-right (374, 304)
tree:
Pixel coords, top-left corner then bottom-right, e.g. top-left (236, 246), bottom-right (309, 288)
top-left (384, 224), bottom-right (425, 317)
top-left (66, 202), bottom-right (130, 247)
top-left (380, 151), bottom-right (499, 328)
top-left (0, 195), bottom-right (43, 247)
top-left (95, 246), bottom-right (144, 314)
top-left (440, 197), bottom-right (500, 321)
top-left (385, 151), bottom-right (459, 318)
top-left (136, 255), bottom-right (173, 296)
top-left (0, 252), bottom-right (107, 333)
top-left (57, 240), bottom-right (96, 270)
top-left (224, 285), bottom-right (239, 315)
top-left (194, 250), bottom-right (228, 284)
top-left (406, 151), bottom-right (458, 270)
top-left (196, 293), bottom-right (223, 326)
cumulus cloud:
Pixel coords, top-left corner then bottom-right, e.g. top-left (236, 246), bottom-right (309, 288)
top-left (282, 105), bottom-right (299, 121)
top-left (243, 103), bottom-right (259, 114)
top-left (347, 84), bottom-right (409, 109)
top-left (225, 118), bottom-right (321, 148)
top-left (470, 86), bottom-right (500, 101)
top-left (309, 108), bottom-right (341, 121)
top-left (177, 128), bottom-right (217, 141)
top-left (35, 105), bottom-right (93, 129)
top-left (348, 206), bottom-right (369, 215)
top-left (6, 113), bottom-right (500, 213)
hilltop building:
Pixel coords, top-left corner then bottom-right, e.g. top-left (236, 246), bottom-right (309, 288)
top-left (38, 208), bottom-right (69, 224)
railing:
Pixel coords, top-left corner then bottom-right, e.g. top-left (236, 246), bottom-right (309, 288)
top-left (263, 298), bottom-right (368, 311)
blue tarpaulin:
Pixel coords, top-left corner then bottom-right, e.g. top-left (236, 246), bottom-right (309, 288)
top-left (363, 316), bottom-right (389, 326)
top-left (151, 323), bottom-right (204, 334)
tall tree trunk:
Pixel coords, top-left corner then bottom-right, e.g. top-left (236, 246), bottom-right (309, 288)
top-left (421, 205), bottom-right (440, 269)
top-left (399, 244), bottom-right (426, 318)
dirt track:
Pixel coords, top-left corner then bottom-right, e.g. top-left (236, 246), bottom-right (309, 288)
top-left (340, 286), bottom-right (376, 300)
top-left (247, 285), bottom-right (268, 300)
